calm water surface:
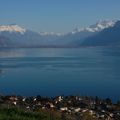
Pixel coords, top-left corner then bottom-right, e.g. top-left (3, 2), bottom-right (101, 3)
top-left (0, 47), bottom-right (120, 101)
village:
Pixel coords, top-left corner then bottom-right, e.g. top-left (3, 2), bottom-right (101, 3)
top-left (0, 94), bottom-right (120, 120)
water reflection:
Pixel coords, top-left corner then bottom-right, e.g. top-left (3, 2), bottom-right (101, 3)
top-left (0, 48), bottom-right (26, 58)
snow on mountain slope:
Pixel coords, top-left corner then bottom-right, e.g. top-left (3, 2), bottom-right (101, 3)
top-left (72, 20), bottom-right (117, 34)
top-left (0, 19), bottom-right (119, 47)
top-left (0, 20), bottom-right (117, 36)
top-left (81, 20), bottom-right (120, 46)
top-left (0, 24), bottom-right (26, 34)
top-left (40, 32), bottom-right (62, 36)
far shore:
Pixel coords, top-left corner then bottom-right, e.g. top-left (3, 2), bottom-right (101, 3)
top-left (1, 45), bottom-right (120, 49)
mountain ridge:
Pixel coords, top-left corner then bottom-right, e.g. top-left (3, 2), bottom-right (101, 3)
top-left (0, 19), bottom-right (120, 47)
top-left (81, 20), bottom-right (120, 46)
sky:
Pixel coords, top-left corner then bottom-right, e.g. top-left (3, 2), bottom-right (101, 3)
top-left (0, 0), bottom-right (120, 33)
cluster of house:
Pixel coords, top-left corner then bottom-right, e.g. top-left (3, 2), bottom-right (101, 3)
top-left (0, 95), bottom-right (120, 120)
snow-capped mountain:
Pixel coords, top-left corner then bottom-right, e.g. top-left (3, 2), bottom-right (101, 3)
top-left (86, 20), bottom-right (117, 32)
top-left (0, 24), bottom-right (26, 34)
top-left (81, 20), bottom-right (120, 46)
top-left (57, 20), bottom-right (118, 46)
top-left (0, 24), bottom-right (63, 47)
top-left (0, 19), bottom-right (120, 47)
top-left (71, 20), bottom-right (117, 34)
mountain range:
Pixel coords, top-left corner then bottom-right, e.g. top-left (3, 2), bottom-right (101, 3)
top-left (0, 20), bottom-right (120, 47)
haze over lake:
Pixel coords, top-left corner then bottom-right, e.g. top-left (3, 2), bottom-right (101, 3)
top-left (0, 47), bottom-right (120, 101)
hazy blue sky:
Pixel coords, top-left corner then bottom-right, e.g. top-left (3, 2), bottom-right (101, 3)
top-left (0, 0), bottom-right (120, 33)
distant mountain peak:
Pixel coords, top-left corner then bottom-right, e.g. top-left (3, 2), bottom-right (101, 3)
top-left (89, 19), bottom-right (117, 31)
top-left (0, 24), bottom-right (26, 34)
top-left (39, 32), bottom-right (62, 36)
top-left (72, 27), bottom-right (81, 34)
top-left (72, 20), bottom-right (118, 34)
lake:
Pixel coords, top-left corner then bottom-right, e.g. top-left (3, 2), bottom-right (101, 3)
top-left (0, 47), bottom-right (120, 101)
